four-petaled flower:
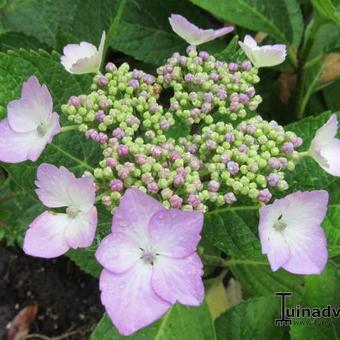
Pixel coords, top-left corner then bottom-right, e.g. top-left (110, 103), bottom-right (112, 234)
top-left (61, 31), bottom-right (106, 74)
top-left (169, 14), bottom-right (233, 46)
top-left (309, 113), bottom-right (340, 176)
top-left (23, 163), bottom-right (98, 258)
top-left (259, 190), bottom-right (328, 275)
top-left (239, 35), bottom-right (286, 68)
top-left (96, 188), bottom-right (204, 336)
top-left (0, 76), bottom-right (60, 163)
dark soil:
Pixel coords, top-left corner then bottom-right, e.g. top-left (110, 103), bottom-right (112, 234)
top-left (0, 245), bottom-right (104, 339)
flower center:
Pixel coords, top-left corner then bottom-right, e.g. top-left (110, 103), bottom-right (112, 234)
top-left (66, 206), bottom-right (79, 218)
top-left (273, 215), bottom-right (287, 231)
top-left (36, 123), bottom-right (47, 137)
top-left (141, 249), bottom-right (157, 265)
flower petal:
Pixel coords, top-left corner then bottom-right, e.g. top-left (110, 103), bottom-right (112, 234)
top-left (282, 227), bottom-right (328, 274)
top-left (7, 76), bottom-right (53, 133)
top-left (99, 265), bottom-right (171, 336)
top-left (169, 14), bottom-right (232, 45)
top-left (23, 211), bottom-right (69, 258)
top-left (283, 190), bottom-right (329, 227)
top-left (112, 188), bottom-right (164, 245)
top-left (35, 164), bottom-right (95, 209)
top-left (149, 209), bottom-right (203, 258)
top-left (311, 114), bottom-right (338, 150)
top-left (239, 35), bottom-right (286, 68)
top-left (259, 199), bottom-right (290, 271)
top-left (319, 139), bottom-right (340, 176)
top-left (64, 207), bottom-right (97, 248)
top-left (95, 232), bottom-right (140, 274)
top-left (152, 253), bottom-right (204, 306)
top-left (0, 119), bottom-right (56, 163)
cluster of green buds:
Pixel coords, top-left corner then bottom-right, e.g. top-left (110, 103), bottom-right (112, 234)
top-left (61, 46), bottom-right (304, 212)
top-left (157, 46), bottom-right (262, 125)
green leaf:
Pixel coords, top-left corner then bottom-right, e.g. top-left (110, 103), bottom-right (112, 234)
top-left (190, 0), bottom-right (303, 46)
top-left (91, 302), bottom-right (216, 340)
top-left (290, 261), bottom-right (340, 339)
top-left (215, 296), bottom-right (283, 340)
top-left (214, 35), bottom-right (241, 62)
top-left (311, 0), bottom-right (340, 24)
top-left (324, 78), bottom-right (340, 111)
top-left (0, 31), bottom-right (49, 52)
top-left (109, 0), bottom-right (226, 65)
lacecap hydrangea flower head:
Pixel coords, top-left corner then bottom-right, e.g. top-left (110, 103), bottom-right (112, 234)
top-left (0, 13), bottom-right (338, 336)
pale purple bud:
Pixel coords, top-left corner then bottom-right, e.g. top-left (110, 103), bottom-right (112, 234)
top-left (224, 192), bottom-right (237, 204)
top-left (248, 102), bottom-right (258, 111)
top-left (220, 153), bottom-right (230, 164)
top-left (239, 144), bottom-right (248, 153)
top-left (187, 194), bottom-right (200, 208)
top-left (162, 142), bottom-right (174, 151)
top-left (185, 73), bottom-right (195, 82)
top-left (147, 182), bottom-right (159, 194)
top-left (135, 154), bottom-right (147, 165)
top-left (110, 179), bottom-right (124, 192)
top-left (149, 103), bottom-right (158, 113)
top-left (169, 195), bottom-right (183, 208)
top-left (160, 168), bottom-right (171, 179)
top-left (206, 140), bottom-right (217, 150)
top-left (279, 158), bottom-right (288, 169)
top-left (95, 110), bottom-right (106, 122)
top-left (204, 92), bottom-right (213, 102)
top-left (227, 161), bottom-right (239, 175)
top-left (199, 51), bottom-right (209, 60)
top-left (128, 79), bottom-right (139, 89)
top-left (99, 99), bottom-right (109, 110)
top-left (117, 145), bottom-right (129, 157)
top-left (132, 69), bottom-right (143, 79)
top-left (267, 173), bottom-right (280, 187)
top-left (173, 175), bottom-right (184, 187)
top-left (208, 180), bottom-right (220, 192)
top-left (164, 74), bottom-right (172, 83)
top-left (186, 45), bottom-right (196, 54)
top-left (160, 120), bottom-right (170, 131)
top-left (201, 102), bottom-right (212, 113)
top-left (190, 158), bottom-right (201, 170)
top-left (85, 129), bottom-right (95, 139)
top-left (268, 157), bottom-right (281, 169)
top-left (170, 101), bottom-right (180, 111)
top-left (228, 63), bottom-right (238, 72)
top-left (145, 130), bottom-right (155, 140)
top-left (241, 60), bottom-right (252, 71)
top-left (144, 74), bottom-right (155, 84)
top-left (179, 56), bottom-right (187, 65)
top-left (232, 75), bottom-right (240, 83)
top-left (239, 93), bottom-right (250, 104)
top-left (216, 88), bottom-right (227, 100)
top-left (187, 144), bottom-right (198, 154)
top-left (105, 62), bottom-right (117, 72)
top-left (249, 163), bottom-right (259, 172)
top-left (151, 146), bottom-right (163, 158)
top-left (170, 150), bottom-right (182, 161)
top-left (165, 65), bottom-right (173, 73)
top-left (246, 86), bottom-right (256, 98)
top-left (118, 168), bottom-right (130, 180)
top-left (140, 91), bottom-right (150, 99)
top-left (97, 132), bottom-right (108, 144)
top-left (68, 96), bottom-right (80, 107)
top-left (108, 138), bottom-right (119, 147)
top-left (258, 189), bottom-right (272, 203)
top-left (291, 137), bottom-right (303, 148)
top-left (195, 74), bottom-right (205, 85)
top-left (190, 108), bottom-right (201, 118)
top-left (142, 173), bottom-right (153, 184)
top-left (112, 128), bottom-right (125, 139)
top-left (210, 72), bottom-right (219, 81)
top-left (98, 76), bottom-right (108, 86)
top-left (246, 124), bottom-right (256, 134)
top-left (106, 157), bottom-right (118, 168)
top-left (176, 167), bottom-right (187, 177)
top-left (225, 132), bottom-right (235, 143)
top-left (282, 142), bottom-right (294, 154)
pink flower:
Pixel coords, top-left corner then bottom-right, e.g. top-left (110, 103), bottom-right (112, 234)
top-left (0, 76), bottom-right (60, 163)
top-left (23, 164), bottom-right (97, 258)
top-left (309, 114), bottom-right (340, 176)
top-left (61, 32), bottom-right (106, 74)
top-left (239, 35), bottom-right (286, 68)
top-left (95, 188), bottom-right (204, 336)
top-left (259, 190), bottom-right (328, 275)
top-left (169, 14), bottom-right (233, 46)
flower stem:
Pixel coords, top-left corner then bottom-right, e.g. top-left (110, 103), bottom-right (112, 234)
top-left (60, 125), bottom-right (79, 133)
top-left (201, 254), bottom-right (267, 268)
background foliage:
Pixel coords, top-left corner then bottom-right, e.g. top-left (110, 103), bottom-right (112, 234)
top-left (0, 0), bottom-right (340, 339)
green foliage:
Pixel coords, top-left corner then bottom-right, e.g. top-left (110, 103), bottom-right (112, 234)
top-left (311, 0), bottom-right (340, 23)
top-left (215, 296), bottom-right (283, 339)
top-left (190, 0), bottom-right (303, 46)
top-left (91, 302), bottom-right (216, 340)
